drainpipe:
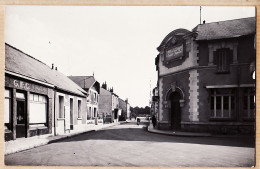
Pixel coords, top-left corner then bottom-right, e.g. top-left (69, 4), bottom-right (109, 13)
top-left (53, 89), bottom-right (57, 136)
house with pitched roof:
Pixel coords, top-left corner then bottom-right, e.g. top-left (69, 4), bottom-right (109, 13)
top-left (4, 44), bottom-right (88, 141)
top-left (155, 17), bottom-right (255, 134)
top-left (99, 82), bottom-right (120, 123)
top-left (68, 76), bottom-right (102, 125)
top-left (118, 98), bottom-right (131, 121)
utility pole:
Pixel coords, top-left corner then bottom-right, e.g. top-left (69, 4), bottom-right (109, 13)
top-left (200, 6), bottom-right (202, 24)
top-left (149, 80), bottom-right (152, 107)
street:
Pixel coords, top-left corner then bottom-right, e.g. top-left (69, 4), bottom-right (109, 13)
top-left (5, 121), bottom-right (255, 167)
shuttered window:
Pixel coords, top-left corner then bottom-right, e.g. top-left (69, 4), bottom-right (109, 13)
top-left (214, 48), bottom-right (233, 73)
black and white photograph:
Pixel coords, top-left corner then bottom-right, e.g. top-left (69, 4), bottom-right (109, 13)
top-left (3, 5), bottom-right (256, 167)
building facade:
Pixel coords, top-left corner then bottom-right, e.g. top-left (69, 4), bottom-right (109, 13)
top-left (118, 98), bottom-right (130, 121)
top-left (4, 73), bottom-right (54, 141)
top-left (155, 17), bottom-right (255, 134)
top-left (126, 99), bottom-right (131, 120)
top-left (151, 87), bottom-right (159, 120)
top-left (99, 83), bottom-right (120, 123)
top-left (5, 44), bottom-right (88, 141)
top-left (69, 76), bottom-right (102, 125)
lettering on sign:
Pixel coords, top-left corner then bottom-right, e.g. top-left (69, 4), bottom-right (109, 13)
top-left (10, 79), bottom-right (48, 94)
top-left (165, 45), bottom-right (183, 61)
top-left (14, 80), bottom-right (30, 90)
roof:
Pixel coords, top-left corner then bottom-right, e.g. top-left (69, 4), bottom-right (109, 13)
top-left (118, 97), bottom-right (126, 103)
top-left (194, 17), bottom-right (256, 41)
top-left (5, 43), bottom-right (87, 97)
top-left (157, 28), bottom-right (191, 51)
top-left (100, 87), bottom-right (112, 96)
top-left (68, 76), bottom-right (95, 89)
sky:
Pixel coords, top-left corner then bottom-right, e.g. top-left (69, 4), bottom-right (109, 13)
top-left (5, 6), bottom-right (255, 107)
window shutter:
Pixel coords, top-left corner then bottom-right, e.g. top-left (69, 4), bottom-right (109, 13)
top-left (213, 50), bottom-right (218, 65)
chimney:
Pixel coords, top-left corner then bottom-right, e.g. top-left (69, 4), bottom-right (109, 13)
top-left (55, 67), bottom-right (57, 71)
top-left (203, 20), bottom-right (206, 24)
top-left (102, 81), bottom-right (107, 90)
top-left (110, 87), bottom-right (113, 93)
top-left (52, 64), bottom-right (54, 69)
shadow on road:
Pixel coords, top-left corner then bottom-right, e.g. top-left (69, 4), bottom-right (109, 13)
top-left (56, 122), bottom-right (255, 148)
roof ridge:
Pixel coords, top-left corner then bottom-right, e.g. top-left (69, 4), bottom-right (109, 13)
top-left (197, 16), bottom-right (255, 26)
top-left (69, 75), bottom-right (92, 77)
top-left (5, 43), bottom-right (50, 68)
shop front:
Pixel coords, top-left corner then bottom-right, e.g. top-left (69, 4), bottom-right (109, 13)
top-left (4, 74), bottom-right (54, 141)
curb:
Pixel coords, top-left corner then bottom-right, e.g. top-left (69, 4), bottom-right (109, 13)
top-left (147, 126), bottom-right (254, 138)
top-left (5, 122), bottom-right (125, 155)
top-left (147, 126), bottom-right (212, 137)
top-left (47, 130), bottom-right (96, 144)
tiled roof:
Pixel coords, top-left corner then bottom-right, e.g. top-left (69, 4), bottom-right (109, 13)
top-left (194, 17), bottom-right (256, 41)
top-left (68, 76), bottom-right (96, 89)
top-left (5, 43), bottom-right (87, 97)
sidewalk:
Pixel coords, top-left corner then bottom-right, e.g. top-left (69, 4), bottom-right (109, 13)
top-left (147, 123), bottom-right (212, 137)
top-left (5, 121), bottom-right (126, 155)
top-left (147, 123), bottom-right (255, 138)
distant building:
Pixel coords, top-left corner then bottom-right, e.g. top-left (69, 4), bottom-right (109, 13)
top-left (155, 17), bottom-right (255, 134)
top-left (118, 98), bottom-right (131, 121)
top-left (68, 76), bottom-right (102, 125)
top-left (126, 99), bottom-right (131, 120)
top-left (118, 98), bottom-right (127, 121)
top-left (99, 83), bottom-right (120, 123)
top-left (5, 44), bottom-right (88, 141)
top-left (151, 87), bottom-right (159, 120)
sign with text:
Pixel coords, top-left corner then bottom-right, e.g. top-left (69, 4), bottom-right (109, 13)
top-left (5, 76), bottom-right (48, 94)
top-left (165, 44), bottom-right (183, 61)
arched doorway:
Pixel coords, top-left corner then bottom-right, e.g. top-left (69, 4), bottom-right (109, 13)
top-left (169, 92), bottom-right (181, 130)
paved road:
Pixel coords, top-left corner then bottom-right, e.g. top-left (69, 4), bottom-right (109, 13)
top-left (5, 121), bottom-right (255, 167)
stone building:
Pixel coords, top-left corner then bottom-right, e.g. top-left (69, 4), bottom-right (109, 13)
top-left (99, 83), bottom-right (120, 123)
top-left (118, 98), bottom-right (130, 121)
top-left (155, 17), bottom-right (255, 134)
top-left (118, 98), bottom-right (127, 121)
top-left (4, 44), bottom-right (88, 141)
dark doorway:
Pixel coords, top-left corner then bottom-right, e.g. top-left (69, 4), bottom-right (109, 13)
top-left (169, 92), bottom-right (181, 130)
top-left (70, 98), bottom-right (73, 130)
top-left (16, 100), bottom-right (26, 138)
top-left (114, 109), bottom-right (118, 120)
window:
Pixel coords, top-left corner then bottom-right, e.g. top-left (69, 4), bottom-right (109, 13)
top-left (87, 106), bottom-right (91, 120)
top-left (70, 98), bottom-right (73, 124)
top-left (94, 108), bottom-right (97, 117)
top-left (94, 93), bottom-right (97, 102)
top-left (29, 93), bottom-right (47, 124)
top-left (78, 100), bottom-right (82, 118)
top-left (214, 48), bottom-right (232, 73)
top-left (210, 88), bottom-right (235, 118)
top-left (5, 89), bottom-right (11, 124)
top-left (59, 96), bottom-right (64, 118)
top-left (243, 88), bottom-right (255, 119)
